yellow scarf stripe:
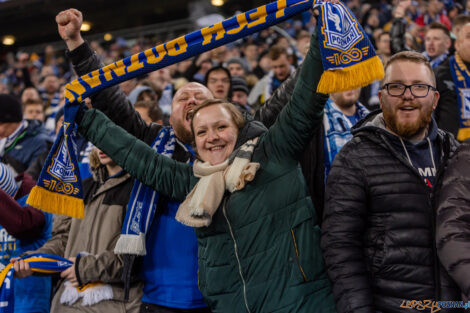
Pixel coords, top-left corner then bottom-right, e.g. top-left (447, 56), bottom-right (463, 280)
top-left (27, 186), bottom-right (84, 219)
top-left (317, 55), bottom-right (384, 94)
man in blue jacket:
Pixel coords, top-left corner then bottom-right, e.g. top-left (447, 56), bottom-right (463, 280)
top-left (56, 9), bottom-right (211, 313)
top-left (0, 94), bottom-right (51, 173)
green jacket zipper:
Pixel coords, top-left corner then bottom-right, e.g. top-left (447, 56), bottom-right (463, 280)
top-left (222, 198), bottom-right (251, 313)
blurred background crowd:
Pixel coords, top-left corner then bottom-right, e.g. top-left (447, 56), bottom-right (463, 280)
top-left (0, 0), bottom-right (468, 139)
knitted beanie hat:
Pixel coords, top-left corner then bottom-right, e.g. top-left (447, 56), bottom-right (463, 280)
top-left (0, 94), bottom-right (23, 123)
top-left (231, 76), bottom-right (249, 95)
top-left (0, 163), bottom-right (19, 197)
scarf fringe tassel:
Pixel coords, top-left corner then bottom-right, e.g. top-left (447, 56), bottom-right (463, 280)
top-left (114, 233), bottom-right (146, 255)
top-left (317, 56), bottom-right (384, 94)
top-left (60, 281), bottom-right (113, 306)
top-left (27, 186), bottom-right (84, 219)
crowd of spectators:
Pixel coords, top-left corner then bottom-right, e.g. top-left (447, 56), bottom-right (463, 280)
top-left (1, 0), bottom-right (469, 128)
top-left (1, 0), bottom-right (470, 312)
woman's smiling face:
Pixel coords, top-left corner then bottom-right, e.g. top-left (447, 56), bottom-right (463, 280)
top-left (192, 104), bottom-right (239, 165)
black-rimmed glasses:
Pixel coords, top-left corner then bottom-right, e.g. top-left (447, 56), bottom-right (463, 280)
top-left (381, 83), bottom-right (436, 98)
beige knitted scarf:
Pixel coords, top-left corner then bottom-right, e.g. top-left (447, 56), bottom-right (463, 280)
top-left (176, 137), bottom-right (260, 227)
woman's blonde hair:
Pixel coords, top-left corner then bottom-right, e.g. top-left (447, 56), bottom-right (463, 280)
top-left (189, 99), bottom-right (245, 136)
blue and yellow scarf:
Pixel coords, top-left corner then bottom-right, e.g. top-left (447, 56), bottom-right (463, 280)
top-left (314, 0), bottom-right (384, 93)
top-left (27, 0), bottom-right (383, 218)
top-left (449, 54), bottom-right (470, 141)
top-left (0, 254), bottom-right (72, 313)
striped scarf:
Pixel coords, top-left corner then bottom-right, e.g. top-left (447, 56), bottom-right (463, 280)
top-left (423, 51), bottom-right (449, 69)
top-left (114, 127), bottom-right (180, 255)
top-left (176, 137), bottom-right (259, 228)
top-left (323, 99), bottom-right (369, 178)
top-left (0, 120), bottom-right (27, 158)
top-left (0, 254), bottom-right (72, 313)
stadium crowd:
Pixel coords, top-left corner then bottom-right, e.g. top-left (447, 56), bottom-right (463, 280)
top-left (1, 0), bottom-right (470, 312)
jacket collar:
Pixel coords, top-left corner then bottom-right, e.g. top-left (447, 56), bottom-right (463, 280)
top-left (233, 120), bottom-right (267, 151)
top-left (91, 165), bottom-right (131, 198)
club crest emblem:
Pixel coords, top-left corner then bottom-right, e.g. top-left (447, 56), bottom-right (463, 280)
top-left (321, 2), bottom-right (363, 52)
top-left (47, 123), bottom-right (77, 183)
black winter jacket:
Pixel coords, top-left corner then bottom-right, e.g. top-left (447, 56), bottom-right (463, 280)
top-left (321, 111), bottom-right (461, 313)
top-left (436, 141), bottom-right (470, 301)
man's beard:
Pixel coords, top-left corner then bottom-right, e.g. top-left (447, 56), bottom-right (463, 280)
top-left (382, 103), bottom-right (433, 139)
top-left (173, 121), bottom-right (193, 145)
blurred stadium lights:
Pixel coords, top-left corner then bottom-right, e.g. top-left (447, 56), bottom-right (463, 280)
top-left (81, 21), bottom-right (92, 32)
top-left (0, 0), bottom-right (260, 51)
top-left (2, 35), bottom-right (15, 46)
top-left (104, 33), bottom-right (113, 41)
top-left (211, 0), bottom-right (224, 6)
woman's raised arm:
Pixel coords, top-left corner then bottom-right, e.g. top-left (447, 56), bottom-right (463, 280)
top-left (78, 108), bottom-right (195, 202)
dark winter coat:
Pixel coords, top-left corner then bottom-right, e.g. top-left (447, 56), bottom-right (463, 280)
top-left (3, 120), bottom-right (51, 173)
top-left (436, 141), bottom-right (470, 301)
top-left (321, 111), bottom-right (461, 313)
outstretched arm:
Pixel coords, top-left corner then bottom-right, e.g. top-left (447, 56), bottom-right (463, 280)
top-left (262, 30), bottom-right (328, 164)
top-left (389, 0), bottom-right (412, 54)
top-left (57, 9), bottom-right (161, 145)
top-left (78, 108), bottom-right (195, 202)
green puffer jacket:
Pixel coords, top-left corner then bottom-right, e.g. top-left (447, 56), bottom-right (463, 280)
top-left (78, 33), bottom-right (336, 313)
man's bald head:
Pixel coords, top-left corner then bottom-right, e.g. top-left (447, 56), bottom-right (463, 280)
top-left (169, 82), bottom-right (214, 144)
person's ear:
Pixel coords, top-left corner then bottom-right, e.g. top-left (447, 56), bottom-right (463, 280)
top-left (432, 90), bottom-right (440, 110)
top-left (378, 88), bottom-right (384, 110)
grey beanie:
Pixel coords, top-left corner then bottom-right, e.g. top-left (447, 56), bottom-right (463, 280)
top-left (128, 86), bottom-right (154, 105)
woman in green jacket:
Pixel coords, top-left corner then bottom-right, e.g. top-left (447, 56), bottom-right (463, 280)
top-left (78, 30), bottom-right (336, 313)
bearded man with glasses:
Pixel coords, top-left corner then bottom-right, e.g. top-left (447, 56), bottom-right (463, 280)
top-left (321, 51), bottom-right (461, 313)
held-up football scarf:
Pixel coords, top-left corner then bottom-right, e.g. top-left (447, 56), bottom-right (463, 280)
top-left (313, 0), bottom-right (384, 93)
top-left (27, 0), bottom-right (382, 219)
top-left (0, 253), bottom-right (73, 313)
top-left (114, 127), bottom-right (183, 255)
top-left (0, 253), bottom-right (114, 312)
top-left (176, 137), bottom-right (260, 228)
top-left (449, 54), bottom-right (470, 141)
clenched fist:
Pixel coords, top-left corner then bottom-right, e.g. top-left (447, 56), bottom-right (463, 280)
top-left (56, 8), bottom-right (84, 50)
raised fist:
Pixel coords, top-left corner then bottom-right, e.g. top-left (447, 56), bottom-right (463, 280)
top-left (56, 9), bottom-right (83, 43)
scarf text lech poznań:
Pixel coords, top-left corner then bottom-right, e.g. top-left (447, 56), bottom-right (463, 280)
top-left (27, 0), bottom-right (383, 219)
